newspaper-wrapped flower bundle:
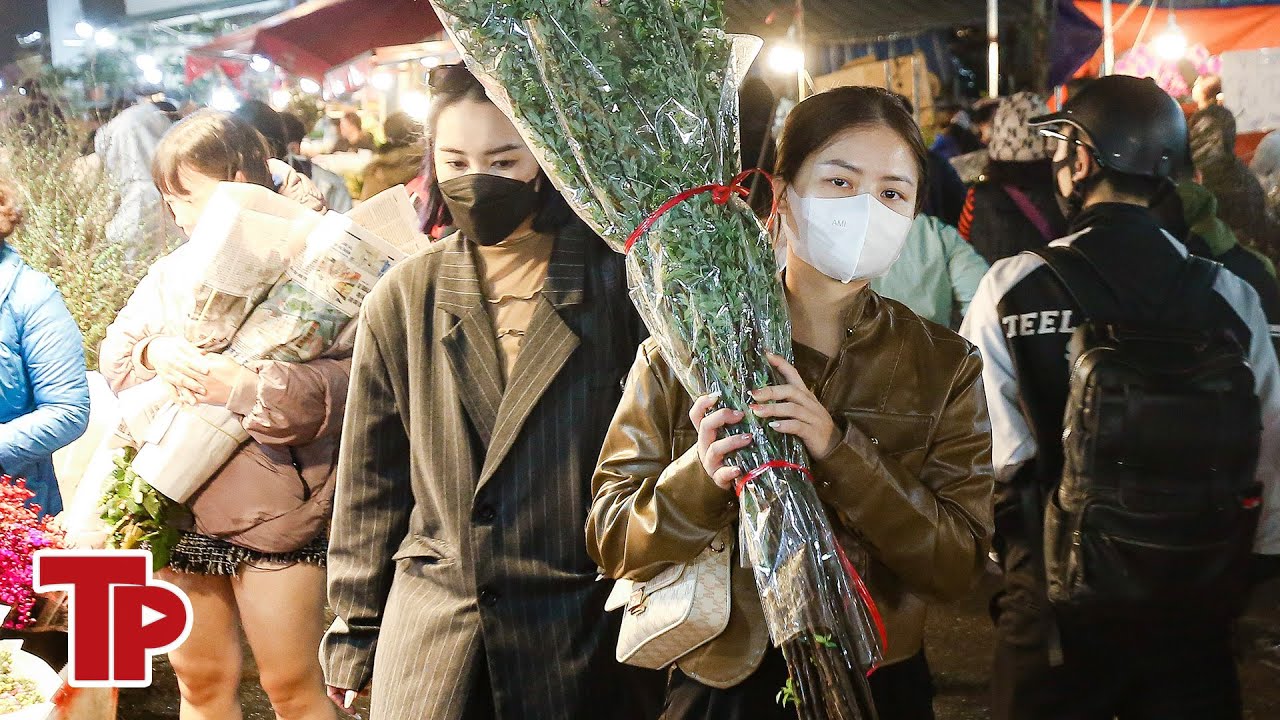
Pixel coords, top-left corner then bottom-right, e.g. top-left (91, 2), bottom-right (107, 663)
top-left (428, 1), bottom-right (884, 716)
top-left (94, 187), bottom-right (421, 555)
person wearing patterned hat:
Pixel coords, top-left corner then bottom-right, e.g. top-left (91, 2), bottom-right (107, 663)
top-left (957, 92), bottom-right (1067, 265)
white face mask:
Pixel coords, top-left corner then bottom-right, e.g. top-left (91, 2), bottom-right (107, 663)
top-left (776, 188), bottom-right (913, 283)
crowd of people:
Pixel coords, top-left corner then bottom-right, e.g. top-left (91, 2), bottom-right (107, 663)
top-left (0, 58), bottom-right (1277, 720)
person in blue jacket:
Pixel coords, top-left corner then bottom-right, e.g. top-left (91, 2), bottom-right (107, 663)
top-left (0, 178), bottom-right (90, 515)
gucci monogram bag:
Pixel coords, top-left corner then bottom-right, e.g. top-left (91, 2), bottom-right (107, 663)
top-left (604, 527), bottom-right (734, 669)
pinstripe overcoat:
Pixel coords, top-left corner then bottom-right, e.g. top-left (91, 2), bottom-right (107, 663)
top-left (321, 225), bottom-right (656, 719)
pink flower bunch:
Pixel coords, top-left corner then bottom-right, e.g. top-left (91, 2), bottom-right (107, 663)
top-left (1115, 43), bottom-right (1221, 100)
top-left (0, 476), bottom-right (64, 630)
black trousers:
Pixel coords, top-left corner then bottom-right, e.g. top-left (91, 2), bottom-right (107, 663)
top-left (991, 606), bottom-right (1242, 720)
top-left (662, 647), bottom-right (935, 720)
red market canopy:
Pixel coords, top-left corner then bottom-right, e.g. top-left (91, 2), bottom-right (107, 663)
top-left (188, 0), bottom-right (442, 82)
top-left (1074, 1), bottom-right (1280, 77)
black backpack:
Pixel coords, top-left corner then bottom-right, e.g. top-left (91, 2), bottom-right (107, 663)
top-left (1031, 246), bottom-right (1263, 620)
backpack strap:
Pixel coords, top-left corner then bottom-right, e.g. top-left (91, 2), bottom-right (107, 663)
top-left (1163, 255), bottom-right (1221, 327)
top-left (1027, 246), bottom-right (1126, 323)
top-left (1030, 246), bottom-right (1224, 328)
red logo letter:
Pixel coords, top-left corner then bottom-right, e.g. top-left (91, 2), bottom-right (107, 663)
top-left (34, 550), bottom-right (192, 688)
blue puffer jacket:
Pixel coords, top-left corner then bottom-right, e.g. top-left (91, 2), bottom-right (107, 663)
top-left (0, 245), bottom-right (90, 515)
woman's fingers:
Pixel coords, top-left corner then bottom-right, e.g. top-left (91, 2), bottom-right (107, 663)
top-left (326, 687), bottom-right (362, 718)
top-left (766, 352), bottom-right (807, 387)
top-left (766, 419), bottom-right (808, 436)
top-left (698, 407), bottom-right (743, 442)
top-left (174, 350), bottom-right (212, 376)
top-left (750, 382), bottom-right (801, 404)
top-left (688, 393), bottom-right (721, 429)
top-left (711, 464), bottom-right (744, 492)
top-left (161, 370), bottom-right (206, 398)
top-left (749, 401), bottom-right (806, 421)
top-left (707, 432), bottom-right (752, 463)
top-left (701, 432), bottom-right (751, 480)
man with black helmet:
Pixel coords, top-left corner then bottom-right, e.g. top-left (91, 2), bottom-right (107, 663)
top-left (961, 75), bottom-right (1280, 719)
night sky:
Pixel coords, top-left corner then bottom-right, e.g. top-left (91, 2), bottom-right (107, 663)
top-left (0, 0), bottom-right (49, 67)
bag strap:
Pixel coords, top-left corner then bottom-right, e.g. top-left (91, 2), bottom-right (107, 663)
top-left (1027, 246), bottom-right (1125, 323)
top-left (1029, 246), bottom-right (1221, 327)
top-left (1003, 185), bottom-right (1055, 243)
top-left (1162, 254), bottom-right (1220, 327)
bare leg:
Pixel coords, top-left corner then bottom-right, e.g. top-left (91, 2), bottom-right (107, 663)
top-left (234, 561), bottom-right (335, 720)
top-left (161, 569), bottom-right (244, 720)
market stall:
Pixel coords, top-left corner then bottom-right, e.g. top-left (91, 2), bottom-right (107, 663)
top-left (186, 0), bottom-right (444, 82)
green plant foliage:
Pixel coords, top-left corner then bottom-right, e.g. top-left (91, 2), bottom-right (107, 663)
top-left (0, 97), bottom-right (145, 369)
top-left (99, 447), bottom-right (190, 571)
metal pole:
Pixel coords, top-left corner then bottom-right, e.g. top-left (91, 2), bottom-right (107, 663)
top-left (911, 54), bottom-right (922, 123)
top-left (795, 0), bottom-right (807, 100)
top-left (1102, 0), bottom-right (1115, 75)
top-left (987, 0), bottom-right (1000, 97)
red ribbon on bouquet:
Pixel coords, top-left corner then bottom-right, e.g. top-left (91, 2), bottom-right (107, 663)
top-left (623, 168), bottom-right (776, 253)
top-left (734, 459), bottom-right (890, 673)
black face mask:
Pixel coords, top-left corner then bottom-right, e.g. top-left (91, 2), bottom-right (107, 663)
top-left (1051, 153), bottom-right (1102, 224)
top-left (438, 174), bottom-right (540, 246)
top-left (1052, 153), bottom-right (1083, 222)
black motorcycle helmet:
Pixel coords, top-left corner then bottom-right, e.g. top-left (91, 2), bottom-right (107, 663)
top-left (1029, 75), bottom-right (1187, 180)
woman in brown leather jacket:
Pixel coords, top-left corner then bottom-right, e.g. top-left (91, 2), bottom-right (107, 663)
top-left (588, 87), bottom-right (995, 720)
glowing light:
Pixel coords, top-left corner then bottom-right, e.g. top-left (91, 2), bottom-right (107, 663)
top-left (400, 91), bottom-right (430, 119)
top-left (767, 44), bottom-right (805, 75)
top-left (136, 54), bottom-right (157, 71)
top-left (299, 78), bottom-right (321, 94)
top-left (210, 86), bottom-right (241, 112)
top-left (94, 29), bottom-right (117, 48)
top-left (143, 67), bottom-right (164, 85)
top-left (268, 90), bottom-right (289, 110)
top-left (75, 22), bottom-right (94, 39)
top-left (371, 72), bottom-right (395, 91)
top-left (1153, 17), bottom-right (1187, 61)
top-left (347, 66), bottom-right (365, 88)
top-left (420, 56), bottom-right (442, 69)
top-left (250, 55), bottom-right (272, 73)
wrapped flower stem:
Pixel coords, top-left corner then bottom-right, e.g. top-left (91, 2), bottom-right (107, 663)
top-left (429, 1), bottom-right (886, 715)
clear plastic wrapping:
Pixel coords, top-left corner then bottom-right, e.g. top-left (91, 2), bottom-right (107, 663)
top-left (430, 2), bottom-right (884, 716)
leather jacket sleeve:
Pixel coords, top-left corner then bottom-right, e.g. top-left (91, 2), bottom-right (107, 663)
top-left (812, 347), bottom-right (994, 602)
top-left (587, 342), bottom-right (738, 582)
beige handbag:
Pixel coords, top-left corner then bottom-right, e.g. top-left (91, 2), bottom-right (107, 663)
top-left (604, 527), bottom-right (734, 670)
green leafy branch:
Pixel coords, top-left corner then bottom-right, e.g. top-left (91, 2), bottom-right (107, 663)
top-left (99, 447), bottom-right (190, 571)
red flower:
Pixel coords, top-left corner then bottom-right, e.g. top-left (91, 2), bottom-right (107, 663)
top-left (0, 476), bottom-right (65, 629)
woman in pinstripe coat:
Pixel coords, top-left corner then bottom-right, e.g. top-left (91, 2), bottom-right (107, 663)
top-left (321, 65), bottom-right (661, 720)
